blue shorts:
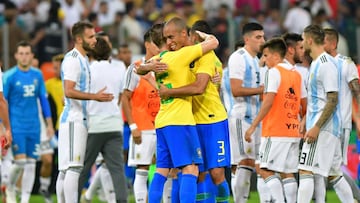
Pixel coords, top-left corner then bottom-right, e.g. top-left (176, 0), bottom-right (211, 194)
top-left (123, 122), bottom-right (131, 151)
top-left (197, 119), bottom-right (231, 172)
top-left (12, 132), bottom-right (40, 159)
top-left (156, 125), bottom-right (203, 168)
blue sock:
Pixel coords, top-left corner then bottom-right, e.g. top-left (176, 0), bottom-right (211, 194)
top-left (149, 173), bottom-right (167, 203)
top-left (205, 173), bottom-right (216, 202)
top-left (125, 165), bottom-right (135, 182)
top-left (172, 172), bottom-right (182, 203)
top-left (196, 179), bottom-right (214, 203)
top-left (215, 180), bottom-right (230, 203)
top-left (180, 174), bottom-right (198, 203)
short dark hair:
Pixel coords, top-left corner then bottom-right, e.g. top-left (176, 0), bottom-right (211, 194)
top-left (323, 28), bottom-right (339, 44)
top-left (150, 23), bottom-right (166, 47)
top-left (144, 29), bottom-right (152, 43)
top-left (190, 20), bottom-right (212, 35)
top-left (165, 17), bottom-right (188, 32)
top-left (261, 38), bottom-right (287, 58)
top-left (235, 40), bottom-right (245, 50)
top-left (71, 21), bottom-right (94, 40)
top-left (90, 36), bottom-right (111, 61)
top-left (303, 24), bottom-right (325, 45)
top-left (16, 41), bottom-right (33, 53)
top-left (242, 22), bottom-right (263, 36)
top-left (282, 33), bottom-right (303, 48)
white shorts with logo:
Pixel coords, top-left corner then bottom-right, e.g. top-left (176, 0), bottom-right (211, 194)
top-left (341, 128), bottom-right (351, 165)
top-left (128, 130), bottom-right (156, 167)
top-left (229, 118), bottom-right (260, 165)
top-left (298, 130), bottom-right (342, 177)
top-left (259, 137), bottom-right (300, 173)
top-left (58, 121), bottom-right (88, 171)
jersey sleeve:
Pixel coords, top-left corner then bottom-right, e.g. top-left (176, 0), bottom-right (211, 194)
top-left (300, 74), bottom-right (307, 98)
top-left (264, 67), bottom-right (280, 93)
top-left (38, 71), bottom-right (51, 118)
top-left (62, 57), bottom-right (80, 82)
top-left (123, 64), bottom-right (140, 92)
top-left (196, 51), bottom-right (216, 76)
top-left (177, 44), bottom-right (203, 65)
top-left (345, 60), bottom-right (359, 83)
top-left (228, 52), bottom-right (246, 81)
top-left (320, 61), bottom-right (339, 93)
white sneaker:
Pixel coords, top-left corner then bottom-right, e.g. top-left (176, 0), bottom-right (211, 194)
top-left (5, 187), bottom-right (16, 203)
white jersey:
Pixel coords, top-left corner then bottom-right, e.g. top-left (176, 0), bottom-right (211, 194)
top-left (0, 68), bottom-right (3, 92)
top-left (335, 54), bottom-right (359, 129)
top-left (60, 48), bottom-right (90, 126)
top-left (306, 52), bottom-right (341, 137)
top-left (220, 67), bottom-right (234, 116)
top-left (88, 59), bottom-right (126, 133)
top-left (123, 59), bottom-right (143, 91)
top-left (228, 48), bottom-right (261, 123)
top-left (295, 64), bottom-right (309, 90)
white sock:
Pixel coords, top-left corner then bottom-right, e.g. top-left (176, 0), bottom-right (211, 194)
top-left (40, 176), bottom-right (51, 191)
top-left (257, 175), bottom-right (272, 203)
top-left (134, 169), bottom-right (149, 203)
top-left (314, 174), bottom-right (326, 203)
top-left (8, 159), bottom-right (26, 189)
top-left (282, 177), bottom-right (297, 203)
top-left (331, 176), bottom-right (354, 203)
top-left (56, 171), bottom-right (65, 203)
top-left (1, 158), bottom-right (12, 186)
top-left (231, 172), bottom-right (237, 200)
top-left (99, 165), bottom-right (116, 203)
top-left (20, 160), bottom-right (36, 203)
top-left (64, 169), bottom-right (80, 203)
top-left (234, 166), bottom-right (253, 203)
top-left (264, 175), bottom-right (285, 203)
top-left (297, 174), bottom-right (314, 203)
top-left (162, 177), bottom-right (172, 203)
top-left (85, 167), bottom-right (102, 200)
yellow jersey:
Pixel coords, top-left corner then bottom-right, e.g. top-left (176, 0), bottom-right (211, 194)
top-left (45, 77), bottom-right (64, 130)
top-left (192, 51), bottom-right (227, 124)
top-left (155, 44), bottom-right (203, 128)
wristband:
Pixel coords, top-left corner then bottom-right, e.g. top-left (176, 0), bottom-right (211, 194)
top-left (129, 123), bottom-right (138, 131)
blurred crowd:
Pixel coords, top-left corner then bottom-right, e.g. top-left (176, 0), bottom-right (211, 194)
top-left (0, 0), bottom-right (360, 70)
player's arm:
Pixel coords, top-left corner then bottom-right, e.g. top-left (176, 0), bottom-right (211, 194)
top-left (196, 31), bottom-right (219, 55)
top-left (0, 92), bottom-right (11, 148)
top-left (349, 79), bottom-right (360, 115)
top-left (136, 58), bottom-right (168, 75)
top-left (230, 79), bottom-right (264, 97)
top-left (245, 92), bottom-right (275, 142)
top-left (160, 73), bottom-right (209, 97)
top-left (304, 91), bottom-right (338, 143)
top-left (121, 89), bottom-right (141, 144)
top-left (63, 80), bottom-right (113, 102)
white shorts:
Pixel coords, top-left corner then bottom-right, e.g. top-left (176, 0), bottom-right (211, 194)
top-left (229, 118), bottom-right (260, 165)
top-left (341, 128), bottom-right (350, 165)
top-left (58, 122), bottom-right (88, 171)
top-left (128, 130), bottom-right (156, 167)
top-left (259, 137), bottom-right (300, 173)
top-left (40, 114), bottom-right (54, 155)
top-left (298, 130), bottom-right (342, 177)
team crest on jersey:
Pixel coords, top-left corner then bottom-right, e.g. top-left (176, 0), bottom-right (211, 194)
top-left (136, 153), bottom-right (141, 159)
top-left (33, 79), bottom-right (38, 86)
top-left (189, 61), bottom-right (195, 69)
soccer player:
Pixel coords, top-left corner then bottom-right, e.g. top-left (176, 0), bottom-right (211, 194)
top-left (138, 17), bottom-right (219, 203)
top-left (122, 25), bottom-right (163, 203)
top-left (321, 27), bottom-right (360, 202)
top-left (78, 34), bottom-right (128, 203)
top-left (3, 41), bottom-right (55, 203)
top-left (159, 20), bottom-right (231, 202)
top-left (245, 38), bottom-right (306, 203)
top-left (56, 21), bottom-right (114, 203)
top-left (297, 24), bottom-right (353, 203)
top-left (227, 22), bottom-right (265, 203)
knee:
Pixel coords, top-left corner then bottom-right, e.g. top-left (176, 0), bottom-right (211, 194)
top-left (209, 168), bottom-right (225, 184)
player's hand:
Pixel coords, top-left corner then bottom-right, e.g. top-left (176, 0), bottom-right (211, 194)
top-left (158, 84), bottom-right (170, 99)
top-left (2, 129), bottom-right (12, 149)
top-left (147, 58), bottom-right (168, 73)
top-left (299, 118), bottom-right (306, 137)
top-left (245, 125), bottom-right (256, 143)
top-left (132, 128), bottom-right (142, 145)
top-left (95, 87), bottom-right (114, 102)
top-left (304, 126), bottom-right (320, 144)
top-left (211, 69), bottom-right (221, 85)
top-left (46, 126), bottom-right (55, 140)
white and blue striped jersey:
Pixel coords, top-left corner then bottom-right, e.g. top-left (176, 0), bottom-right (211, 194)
top-left (335, 54), bottom-right (359, 129)
top-left (220, 67), bottom-right (234, 116)
top-left (306, 52), bottom-right (342, 137)
top-left (60, 48), bottom-right (90, 126)
top-left (228, 47), bottom-right (261, 123)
